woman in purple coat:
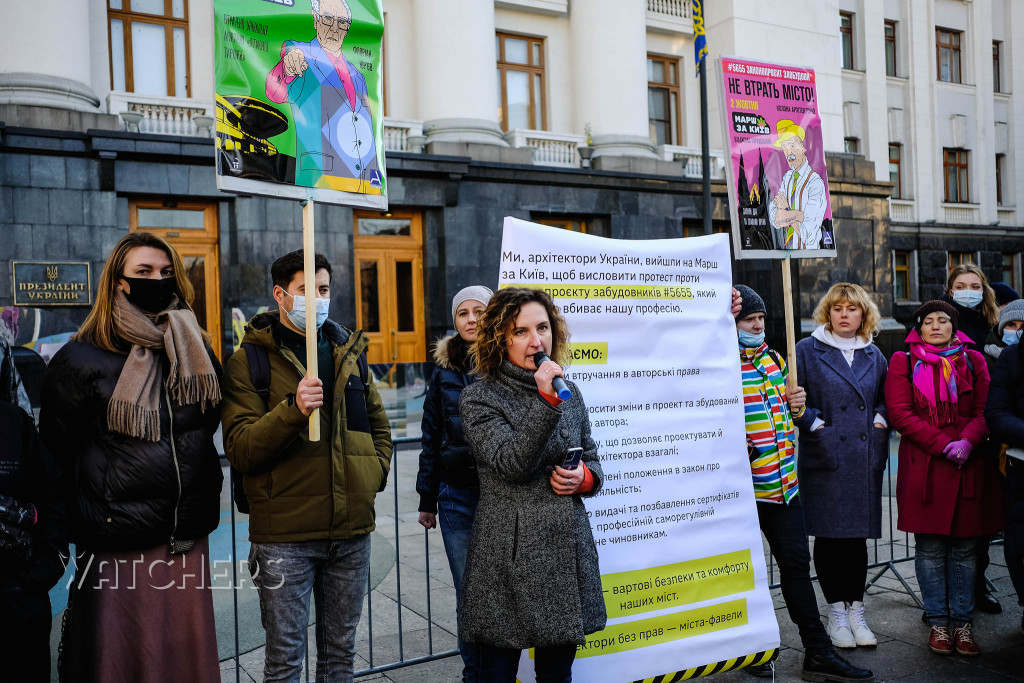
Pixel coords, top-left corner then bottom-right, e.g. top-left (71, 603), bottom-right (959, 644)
top-left (795, 283), bottom-right (888, 650)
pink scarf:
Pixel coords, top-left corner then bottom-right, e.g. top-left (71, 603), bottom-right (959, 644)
top-left (906, 329), bottom-right (969, 426)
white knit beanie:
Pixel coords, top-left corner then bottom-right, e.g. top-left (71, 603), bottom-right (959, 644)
top-left (451, 286), bottom-right (494, 322)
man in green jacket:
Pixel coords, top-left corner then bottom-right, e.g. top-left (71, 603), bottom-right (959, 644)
top-left (222, 250), bottom-right (392, 683)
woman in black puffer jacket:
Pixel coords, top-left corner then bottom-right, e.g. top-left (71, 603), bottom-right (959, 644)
top-left (415, 285), bottom-right (492, 683)
top-left (39, 232), bottom-right (222, 683)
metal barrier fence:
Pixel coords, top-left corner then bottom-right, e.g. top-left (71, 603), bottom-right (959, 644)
top-left (219, 432), bottom-right (1000, 681)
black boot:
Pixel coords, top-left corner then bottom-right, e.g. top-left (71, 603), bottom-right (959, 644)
top-left (975, 586), bottom-right (1001, 614)
top-left (744, 661), bottom-right (775, 677)
top-left (801, 648), bottom-right (873, 682)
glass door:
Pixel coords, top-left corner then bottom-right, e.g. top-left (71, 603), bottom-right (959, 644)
top-left (353, 211), bottom-right (425, 366)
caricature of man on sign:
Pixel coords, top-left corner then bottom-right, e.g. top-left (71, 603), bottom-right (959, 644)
top-left (767, 120), bottom-right (826, 250)
top-left (265, 0), bottom-right (381, 194)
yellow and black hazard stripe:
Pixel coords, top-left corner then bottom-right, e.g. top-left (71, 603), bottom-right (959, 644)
top-left (630, 649), bottom-right (778, 683)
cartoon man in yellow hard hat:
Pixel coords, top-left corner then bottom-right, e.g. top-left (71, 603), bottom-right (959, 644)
top-left (768, 119), bottom-right (826, 249)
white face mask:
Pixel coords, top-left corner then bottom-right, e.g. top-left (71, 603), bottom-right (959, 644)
top-left (952, 290), bottom-right (983, 309)
top-left (282, 290), bottom-right (330, 329)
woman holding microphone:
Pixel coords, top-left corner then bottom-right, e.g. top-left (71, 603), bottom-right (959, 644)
top-left (458, 287), bottom-right (605, 682)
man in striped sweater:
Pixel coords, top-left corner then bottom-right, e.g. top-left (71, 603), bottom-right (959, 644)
top-left (735, 284), bottom-right (872, 682)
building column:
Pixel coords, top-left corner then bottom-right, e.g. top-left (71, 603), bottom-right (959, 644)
top-left (0, 0), bottom-right (100, 111)
top-left (906, 0), bottom-right (937, 222)
top-left (569, 0), bottom-right (656, 158)
top-left (413, 0), bottom-right (507, 146)
top-left (859, 0), bottom-right (889, 181)
top-left (970, 0), bottom-right (997, 224)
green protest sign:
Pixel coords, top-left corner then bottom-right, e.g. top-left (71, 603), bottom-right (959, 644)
top-left (214, 0), bottom-right (386, 209)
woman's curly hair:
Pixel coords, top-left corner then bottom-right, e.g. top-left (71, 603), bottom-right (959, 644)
top-left (472, 287), bottom-right (571, 379)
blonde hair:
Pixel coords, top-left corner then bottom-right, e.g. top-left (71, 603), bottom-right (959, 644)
top-left (946, 263), bottom-right (999, 325)
top-left (812, 282), bottom-right (881, 340)
top-left (77, 232), bottom-right (208, 352)
top-left (472, 287), bottom-right (570, 380)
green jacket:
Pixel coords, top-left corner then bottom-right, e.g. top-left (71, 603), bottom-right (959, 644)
top-left (221, 313), bottom-right (392, 542)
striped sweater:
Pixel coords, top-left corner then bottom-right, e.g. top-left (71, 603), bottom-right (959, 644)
top-left (740, 343), bottom-right (798, 504)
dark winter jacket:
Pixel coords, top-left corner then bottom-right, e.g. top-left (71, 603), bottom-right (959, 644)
top-left (941, 294), bottom-right (993, 353)
top-left (0, 401), bottom-right (66, 589)
top-left (794, 335), bottom-right (889, 538)
top-left (458, 360), bottom-right (606, 649)
top-left (885, 348), bottom-right (1003, 537)
top-left (221, 313), bottom-right (392, 543)
top-left (0, 339), bottom-right (31, 414)
top-left (39, 338), bottom-right (223, 552)
top-left (985, 342), bottom-right (1024, 449)
top-left (416, 334), bottom-right (478, 513)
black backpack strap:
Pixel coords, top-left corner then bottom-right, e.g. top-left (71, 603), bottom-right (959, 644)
top-left (766, 348), bottom-right (783, 372)
top-left (242, 342), bottom-right (272, 410)
top-left (358, 351), bottom-right (370, 394)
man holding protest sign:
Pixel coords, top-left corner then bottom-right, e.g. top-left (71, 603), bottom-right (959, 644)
top-left (222, 250), bottom-right (392, 683)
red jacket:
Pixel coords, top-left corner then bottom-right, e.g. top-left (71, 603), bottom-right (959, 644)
top-left (884, 348), bottom-right (1003, 537)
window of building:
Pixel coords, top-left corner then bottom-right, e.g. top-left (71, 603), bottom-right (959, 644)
top-left (682, 224), bottom-right (728, 238)
top-left (536, 218), bottom-right (589, 234)
top-left (936, 28), bottom-right (962, 84)
top-left (889, 144), bottom-right (902, 198)
top-left (948, 251), bottom-right (977, 271)
top-left (647, 55), bottom-right (681, 146)
top-left (1001, 253), bottom-right (1021, 291)
top-left (996, 154), bottom-right (1004, 206)
top-left (993, 41), bottom-right (1001, 93)
top-left (884, 20), bottom-right (897, 77)
top-left (840, 12), bottom-right (854, 70)
top-left (943, 148), bottom-right (969, 203)
top-left (496, 32), bottom-right (546, 132)
top-left (893, 250), bottom-right (917, 302)
top-left (108, 0), bottom-right (190, 97)
top-left (844, 138), bottom-right (859, 154)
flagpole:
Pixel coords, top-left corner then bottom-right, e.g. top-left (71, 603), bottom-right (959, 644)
top-left (700, 60), bottom-right (712, 236)
top-left (694, 0), bottom-right (712, 235)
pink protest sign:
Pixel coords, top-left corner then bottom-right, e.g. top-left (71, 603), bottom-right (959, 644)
top-left (716, 57), bottom-right (836, 259)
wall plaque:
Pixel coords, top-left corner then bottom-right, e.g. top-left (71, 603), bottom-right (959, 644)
top-left (12, 261), bottom-right (93, 306)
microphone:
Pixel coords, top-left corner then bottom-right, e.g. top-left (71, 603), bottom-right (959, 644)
top-left (532, 352), bottom-right (571, 400)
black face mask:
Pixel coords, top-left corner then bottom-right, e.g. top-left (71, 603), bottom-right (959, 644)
top-left (121, 276), bottom-right (178, 314)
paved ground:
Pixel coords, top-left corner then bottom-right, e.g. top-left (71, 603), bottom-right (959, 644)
top-left (213, 440), bottom-right (1024, 683)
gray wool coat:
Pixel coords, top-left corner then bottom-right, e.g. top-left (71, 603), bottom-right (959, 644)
top-left (794, 336), bottom-right (889, 538)
top-left (458, 360), bottom-right (607, 649)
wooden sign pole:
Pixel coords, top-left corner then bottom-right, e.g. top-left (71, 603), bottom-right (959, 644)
top-left (781, 254), bottom-right (798, 392)
top-left (302, 199), bottom-right (320, 442)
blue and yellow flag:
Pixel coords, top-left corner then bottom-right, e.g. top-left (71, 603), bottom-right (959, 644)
top-left (693, 0), bottom-right (707, 76)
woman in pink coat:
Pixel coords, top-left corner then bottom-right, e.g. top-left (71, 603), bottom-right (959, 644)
top-left (884, 300), bottom-right (1002, 658)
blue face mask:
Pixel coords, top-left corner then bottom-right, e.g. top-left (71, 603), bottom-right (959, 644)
top-left (1003, 328), bottom-right (1023, 346)
top-left (283, 290), bottom-right (330, 330)
top-left (737, 329), bottom-right (765, 349)
top-left (952, 290), bottom-right (983, 309)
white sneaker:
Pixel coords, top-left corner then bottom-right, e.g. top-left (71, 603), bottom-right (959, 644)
top-left (826, 601), bottom-right (856, 648)
top-left (847, 601), bottom-right (877, 646)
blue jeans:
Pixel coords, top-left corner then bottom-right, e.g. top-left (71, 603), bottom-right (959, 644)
top-left (914, 533), bottom-right (977, 627)
top-left (249, 536), bottom-right (371, 683)
top-left (478, 643), bottom-right (576, 683)
top-left (438, 482), bottom-right (481, 682)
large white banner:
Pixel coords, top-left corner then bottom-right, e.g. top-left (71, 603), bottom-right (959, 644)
top-left (498, 218), bottom-right (779, 682)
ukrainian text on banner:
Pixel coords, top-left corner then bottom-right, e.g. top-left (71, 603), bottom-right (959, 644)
top-left (499, 218), bottom-right (779, 682)
top-left (213, 0), bottom-right (387, 209)
top-left (716, 56), bottom-right (836, 259)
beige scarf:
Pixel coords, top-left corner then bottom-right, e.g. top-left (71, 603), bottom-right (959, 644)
top-left (107, 291), bottom-right (221, 441)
